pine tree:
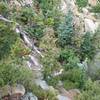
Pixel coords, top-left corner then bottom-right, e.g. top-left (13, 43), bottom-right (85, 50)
top-left (58, 10), bottom-right (74, 47)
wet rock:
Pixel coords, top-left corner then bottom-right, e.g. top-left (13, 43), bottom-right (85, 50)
top-left (21, 92), bottom-right (38, 100)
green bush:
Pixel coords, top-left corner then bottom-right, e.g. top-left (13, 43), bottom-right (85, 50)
top-left (80, 32), bottom-right (96, 60)
top-left (25, 26), bottom-right (44, 40)
top-left (76, 0), bottom-right (88, 8)
top-left (31, 84), bottom-right (57, 100)
top-left (58, 48), bottom-right (80, 69)
top-left (42, 54), bottom-right (61, 87)
top-left (58, 48), bottom-right (86, 89)
top-left (0, 2), bottom-right (9, 16)
top-left (16, 7), bottom-right (35, 24)
top-left (93, 28), bottom-right (100, 49)
top-left (61, 68), bottom-right (86, 89)
top-left (38, 0), bottom-right (61, 30)
top-left (76, 79), bottom-right (100, 100)
top-left (0, 63), bottom-right (33, 88)
top-left (0, 21), bottom-right (17, 60)
top-left (58, 10), bottom-right (74, 47)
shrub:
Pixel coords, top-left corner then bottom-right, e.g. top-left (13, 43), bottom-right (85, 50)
top-left (16, 7), bottom-right (35, 24)
top-left (42, 53), bottom-right (61, 87)
top-left (58, 10), bottom-right (74, 47)
top-left (76, 79), bottom-right (100, 100)
top-left (31, 84), bottom-right (57, 100)
top-left (0, 21), bottom-right (17, 60)
top-left (0, 63), bottom-right (33, 88)
top-left (38, 0), bottom-right (61, 30)
top-left (25, 26), bottom-right (44, 40)
top-left (58, 48), bottom-right (80, 69)
top-left (80, 32), bottom-right (96, 60)
top-left (61, 68), bottom-right (86, 89)
top-left (58, 48), bottom-right (86, 89)
top-left (0, 2), bottom-right (9, 16)
top-left (76, 0), bottom-right (88, 8)
top-left (93, 28), bottom-right (100, 50)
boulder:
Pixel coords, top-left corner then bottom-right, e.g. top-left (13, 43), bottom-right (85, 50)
top-left (21, 92), bottom-right (38, 100)
top-left (35, 79), bottom-right (49, 90)
top-left (84, 18), bottom-right (98, 33)
top-left (11, 84), bottom-right (25, 96)
top-left (82, 8), bottom-right (89, 15)
top-left (58, 87), bottom-right (80, 100)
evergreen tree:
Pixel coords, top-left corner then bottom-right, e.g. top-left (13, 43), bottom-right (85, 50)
top-left (58, 10), bottom-right (74, 47)
top-left (80, 32), bottom-right (95, 60)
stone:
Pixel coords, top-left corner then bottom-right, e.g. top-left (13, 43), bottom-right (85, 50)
top-left (84, 18), bottom-right (98, 33)
top-left (60, 0), bottom-right (68, 14)
top-left (35, 79), bottom-right (49, 90)
top-left (82, 8), bottom-right (89, 15)
top-left (57, 95), bottom-right (71, 100)
top-left (58, 87), bottom-right (80, 100)
top-left (21, 92), bottom-right (38, 100)
top-left (11, 84), bottom-right (25, 96)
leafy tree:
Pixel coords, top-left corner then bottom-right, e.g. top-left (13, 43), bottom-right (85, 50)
top-left (58, 10), bottom-right (74, 47)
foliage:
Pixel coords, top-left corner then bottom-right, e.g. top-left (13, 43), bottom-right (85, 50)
top-left (37, 0), bottom-right (61, 29)
top-left (42, 51), bottom-right (61, 87)
top-left (92, 28), bottom-right (100, 50)
top-left (0, 63), bottom-right (33, 88)
top-left (0, 1), bottom-right (9, 16)
top-left (58, 48), bottom-right (86, 89)
top-left (31, 84), bottom-right (57, 100)
top-left (76, 79), bottom-right (100, 100)
top-left (61, 68), bottom-right (86, 89)
top-left (38, 0), bottom-right (60, 17)
top-left (76, 0), bottom-right (88, 8)
top-left (16, 7), bottom-right (35, 24)
top-left (58, 10), bottom-right (74, 47)
top-left (25, 25), bottom-right (44, 40)
top-left (80, 32), bottom-right (96, 60)
top-left (58, 48), bottom-right (80, 69)
top-left (0, 21), bottom-right (17, 60)
top-left (92, 3), bottom-right (100, 13)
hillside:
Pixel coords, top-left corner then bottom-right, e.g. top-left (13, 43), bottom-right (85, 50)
top-left (0, 0), bottom-right (100, 100)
